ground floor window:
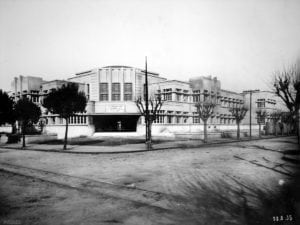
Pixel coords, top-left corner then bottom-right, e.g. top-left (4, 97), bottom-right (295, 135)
top-left (167, 115), bottom-right (172, 124)
top-left (193, 117), bottom-right (200, 124)
top-left (154, 114), bottom-right (164, 124)
top-left (45, 115), bottom-right (87, 125)
top-left (183, 116), bottom-right (188, 123)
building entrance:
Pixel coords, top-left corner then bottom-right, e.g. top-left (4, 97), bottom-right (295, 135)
top-left (93, 115), bottom-right (140, 132)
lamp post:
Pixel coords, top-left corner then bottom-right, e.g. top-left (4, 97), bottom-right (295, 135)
top-left (243, 89), bottom-right (260, 138)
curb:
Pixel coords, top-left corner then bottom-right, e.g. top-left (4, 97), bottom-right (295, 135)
top-left (0, 135), bottom-right (296, 155)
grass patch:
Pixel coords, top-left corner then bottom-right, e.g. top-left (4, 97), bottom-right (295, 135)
top-left (34, 137), bottom-right (168, 146)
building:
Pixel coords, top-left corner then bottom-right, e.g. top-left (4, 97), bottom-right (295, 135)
top-left (11, 75), bottom-right (45, 103)
top-left (8, 66), bottom-right (288, 138)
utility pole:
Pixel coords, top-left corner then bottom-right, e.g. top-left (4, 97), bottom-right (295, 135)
top-left (145, 56), bottom-right (149, 143)
top-left (250, 91), bottom-right (252, 138)
top-left (243, 89), bottom-right (259, 139)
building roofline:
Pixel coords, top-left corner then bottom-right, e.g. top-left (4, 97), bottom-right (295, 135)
top-left (42, 79), bottom-right (85, 85)
top-left (220, 89), bottom-right (242, 95)
top-left (150, 79), bottom-right (190, 85)
top-left (242, 90), bottom-right (276, 94)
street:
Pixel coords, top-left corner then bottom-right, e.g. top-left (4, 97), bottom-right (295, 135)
top-left (0, 136), bottom-right (299, 225)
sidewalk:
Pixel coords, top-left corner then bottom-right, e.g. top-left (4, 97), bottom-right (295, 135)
top-left (0, 135), bottom-right (297, 154)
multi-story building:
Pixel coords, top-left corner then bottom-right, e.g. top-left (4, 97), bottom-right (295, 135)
top-left (11, 75), bottom-right (45, 103)
top-left (7, 66), bottom-right (287, 138)
top-left (242, 91), bottom-right (288, 134)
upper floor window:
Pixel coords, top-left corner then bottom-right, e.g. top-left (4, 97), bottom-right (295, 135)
top-left (124, 83), bottom-right (132, 101)
top-left (164, 93), bottom-right (172, 101)
top-left (193, 112), bottom-right (200, 123)
top-left (112, 83), bottom-right (120, 101)
top-left (99, 83), bottom-right (108, 101)
top-left (193, 90), bottom-right (201, 102)
top-left (257, 99), bottom-right (265, 108)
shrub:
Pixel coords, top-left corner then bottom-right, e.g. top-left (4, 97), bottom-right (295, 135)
top-left (7, 134), bottom-right (21, 143)
top-left (221, 132), bottom-right (232, 138)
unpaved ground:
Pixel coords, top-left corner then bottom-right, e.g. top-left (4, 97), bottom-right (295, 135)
top-left (0, 137), bottom-right (299, 224)
top-left (0, 171), bottom-right (172, 225)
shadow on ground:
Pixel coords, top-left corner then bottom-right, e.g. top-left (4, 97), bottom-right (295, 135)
top-left (33, 137), bottom-right (168, 146)
top-left (167, 172), bottom-right (300, 225)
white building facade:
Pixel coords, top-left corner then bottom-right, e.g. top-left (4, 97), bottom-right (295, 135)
top-left (8, 66), bottom-right (288, 138)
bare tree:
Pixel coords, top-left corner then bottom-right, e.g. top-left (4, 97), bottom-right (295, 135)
top-left (256, 109), bottom-right (268, 138)
top-left (136, 93), bottom-right (163, 143)
top-left (273, 60), bottom-right (300, 142)
top-left (195, 102), bottom-right (215, 143)
top-left (229, 106), bottom-right (248, 140)
top-left (281, 111), bottom-right (294, 135)
top-left (270, 110), bottom-right (281, 136)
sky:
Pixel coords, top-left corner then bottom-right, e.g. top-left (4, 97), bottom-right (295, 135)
top-left (1, 0), bottom-right (300, 93)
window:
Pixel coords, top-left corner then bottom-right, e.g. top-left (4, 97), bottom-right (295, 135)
top-left (193, 90), bottom-right (201, 102)
top-left (257, 99), bottom-right (265, 108)
top-left (154, 110), bottom-right (164, 123)
top-left (31, 95), bottom-right (39, 103)
top-left (162, 88), bottom-right (172, 101)
top-left (164, 93), bottom-right (172, 101)
top-left (183, 90), bottom-right (189, 102)
top-left (100, 83), bottom-right (108, 101)
top-left (183, 112), bottom-right (189, 123)
top-left (112, 83), bottom-right (120, 101)
top-left (124, 83), bottom-right (132, 101)
top-left (193, 112), bottom-right (200, 123)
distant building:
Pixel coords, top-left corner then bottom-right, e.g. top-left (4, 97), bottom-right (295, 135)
top-left (11, 75), bottom-right (45, 103)
top-left (7, 66), bottom-right (288, 138)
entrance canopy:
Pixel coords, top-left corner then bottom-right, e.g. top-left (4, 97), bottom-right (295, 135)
top-left (92, 115), bottom-right (140, 132)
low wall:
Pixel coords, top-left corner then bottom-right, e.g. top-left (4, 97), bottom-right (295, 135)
top-left (137, 124), bottom-right (260, 138)
top-left (0, 134), bottom-right (58, 144)
top-left (0, 126), bottom-right (12, 133)
top-left (25, 134), bottom-right (58, 143)
top-left (45, 125), bottom-right (95, 139)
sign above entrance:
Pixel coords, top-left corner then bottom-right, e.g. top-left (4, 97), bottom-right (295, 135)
top-left (105, 104), bottom-right (125, 113)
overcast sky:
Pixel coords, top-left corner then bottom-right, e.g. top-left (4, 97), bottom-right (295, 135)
top-left (1, 0), bottom-right (300, 93)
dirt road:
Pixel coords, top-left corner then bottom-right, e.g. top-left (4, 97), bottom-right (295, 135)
top-left (0, 136), bottom-right (299, 224)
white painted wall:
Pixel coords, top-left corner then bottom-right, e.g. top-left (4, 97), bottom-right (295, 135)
top-left (45, 125), bottom-right (95, 139)
top-left (0, 126), bottom-right (12, 133)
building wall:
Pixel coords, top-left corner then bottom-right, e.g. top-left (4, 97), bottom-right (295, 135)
top-left (7, 67), bottom-right (288, 138)
top-left (11, 75), bottom-right (45, 102)
top-left (45, 124), bottom-right (95, 139)
top-left (242, 91), bottom-right (288, 125)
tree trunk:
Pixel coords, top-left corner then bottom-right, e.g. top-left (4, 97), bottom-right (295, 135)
top-left (203, 120), bottom-right (208, 143)
top-left (63, 118), bottom-right (69, 150)
top-left (11, 122), bottom-right (17, 134)
top-left (22, 123), bottom-right (26, 148)
top-left (145, 118), bottom-right (148, 143)
top-left (148, 121), bottom-right (152, 144)
top-left (297, 111), bottom-right (300, 145)
top-left (274, 122), bottom-right (278, 136)
top-left (258, 123), bottom-right (261, 138)
top-left (237, 122), bottom-right (240, 140)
